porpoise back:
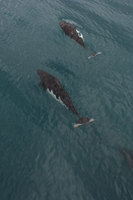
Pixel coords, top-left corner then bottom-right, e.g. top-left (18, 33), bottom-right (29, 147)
top-left (37, 69), bottom-right (95, 128)
top-left (59, 21), bottom-right (86, 49)
top-left (119, 148), bottom-right (133, 168)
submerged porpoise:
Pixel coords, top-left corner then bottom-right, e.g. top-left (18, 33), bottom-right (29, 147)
top-left (37, 69), bottom-right (95, 128)
top-left (119, 148), bottom-right (133, 168)
top-left (59, 21), bottom-right (86, 49)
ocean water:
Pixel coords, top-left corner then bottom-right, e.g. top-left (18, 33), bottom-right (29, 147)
top-left (0, 0), bottom-right (133, 199)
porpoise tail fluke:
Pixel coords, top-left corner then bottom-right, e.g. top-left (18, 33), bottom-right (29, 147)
top-left (74, 117), bottom-right (95, 128)
top-left (88, 52), bottom-right (102, 59)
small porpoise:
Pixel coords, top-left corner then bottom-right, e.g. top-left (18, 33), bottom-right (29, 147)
top-left (37, 69), bottom-right (95, 128)
top-left (59, 21), bottom-right (86, 49)
top-left (119, 148), bottom-right (133, 168)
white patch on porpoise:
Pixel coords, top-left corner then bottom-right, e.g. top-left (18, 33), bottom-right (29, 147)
top-left (76, 29), bottom-right (84, 40)
top-left (47, 89), bottom-right (66, 108)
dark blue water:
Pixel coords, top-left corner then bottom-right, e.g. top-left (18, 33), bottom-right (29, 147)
top-left (0, 0), bottom-right (133, 199)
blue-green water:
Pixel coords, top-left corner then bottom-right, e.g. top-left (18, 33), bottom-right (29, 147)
top-left (0, 0), bottom-right (133, 199)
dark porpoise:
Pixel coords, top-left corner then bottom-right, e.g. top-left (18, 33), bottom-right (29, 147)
top-left (59, 21), bottom-right (87, 49)
top-left (37, 69), bottom-right (95, 128)
top-left (119, 148), bottom-right (133, 168)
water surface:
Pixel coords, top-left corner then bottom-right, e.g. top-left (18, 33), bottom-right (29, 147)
top-left (0, 0), bottom-right (133, 199)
